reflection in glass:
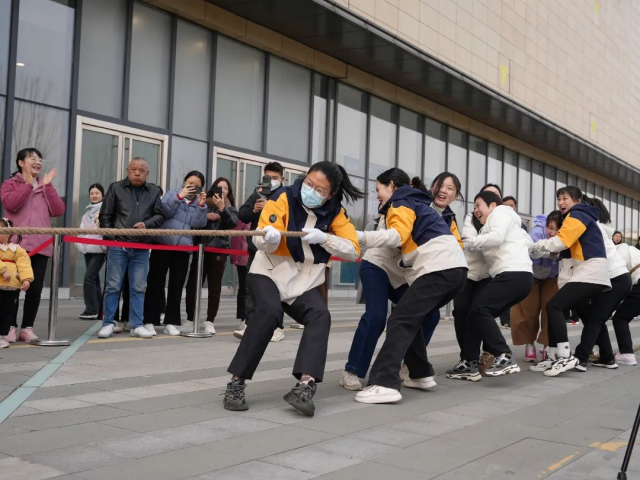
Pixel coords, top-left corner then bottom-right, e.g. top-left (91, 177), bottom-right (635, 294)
top-left (266, 56), bottom-right (311, 162)
top-left (336, 84), bottom-right (367, 176)
top-left (447, 128), bottom-right (467, 204)
top-left (531, 160), bottom-right (544, 216)
top-left (398, 108), bottom-right (422, 179)
top-left (244, 164), bottom-right (262, 205)
top-left (369, 98), bottom-right (396, 179)
top-left (214, 36), bottom-right (265, 151)
top-left (215, 158), bottom-right (238, 195)
top-left (311, 74), bottom-right (328, 163)
top-left (170, 136), bottom-right (207, 191)
top-left (78, 0), bottom-right (127, 118)
top-left (517, 155), bottom-right (531, 215)
top-left (556, 170), bottom-right (567, 190)
top-left (174, 21), bottom-right (212, 141)
top-left (503, 149), bottom-right (517, 199)
top-left (467, 136), bottom-right (486, 201)
top-left (131, 140), bottom-right (161, 186)
top-left (568, 174), bottom-right (577, 187)
top-left (424, 118), bottom-right (446, 186)
top-left (633, 200), bottom-right (639, 245)
top-left (16, 0), bottom-right (75, 108)
top-left (626, 196), bottom-right (632, 241)
top-left (0, 0), bottom-right (11, 94)
top-left (543, 164), bottom-right (556, 214)
top-left (487, 143), bottom-right (502, 187)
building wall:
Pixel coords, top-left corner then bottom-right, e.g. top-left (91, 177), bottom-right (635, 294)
top-left (332, 0), bottom-right (640, 168)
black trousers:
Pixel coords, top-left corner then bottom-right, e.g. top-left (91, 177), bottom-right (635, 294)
top-left (228, 273), bottom-right (330, 382)
top-left (368, 268), bottom-right (467, 390)
top-left (186, 252), bottom-right (227, 323)
top-left (0, 290), bottom-right (20, 335)
top-left (546, 282), bottom-right (607, 347)
top-left (453, 277), bottom-right (491, 360)
top-left (144, 250), bottom-right (191, 326)
top-left (574, 273), bottom-right (631, 362)
top-left (83, 253), bottom-right (106, 315)
top-left (13, 253), bottom-right (48, 328)
top-left (244, 252), bottom-right (256, 325)
top-left (463, 272), bottom-right (533, 362)
top-left (611, 281), bottom-right (640, 354)
top-left (235, 265), bottom-right (247, 320)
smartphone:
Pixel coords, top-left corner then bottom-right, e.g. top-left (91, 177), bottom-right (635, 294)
top-left (193, 186), bottom-right (202, 195)
top-left (212, 186), bottom-right (223, 196)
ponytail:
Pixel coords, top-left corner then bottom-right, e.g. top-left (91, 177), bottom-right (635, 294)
top-left (335, 164), bottom-right (365, 204)
top-left (0, 218), bottom-right (21, 245)
top-left (410, 176), bottom-right (429, 194)
top-left (307, 161), bottom-right (364, 205)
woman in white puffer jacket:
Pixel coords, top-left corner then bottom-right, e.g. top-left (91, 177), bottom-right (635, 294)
top-left (77, 183), bottom-right (107, 320)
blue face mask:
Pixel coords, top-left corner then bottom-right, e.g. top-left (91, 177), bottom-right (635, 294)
top-left (301, 183), bottom-right (327, 209)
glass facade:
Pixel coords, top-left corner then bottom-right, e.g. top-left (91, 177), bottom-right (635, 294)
top-left (1, 0), bottom-right (639, 292)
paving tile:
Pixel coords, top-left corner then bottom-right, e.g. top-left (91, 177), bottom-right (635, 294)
top-left (0, 424), bottom-right (32, 437)
top-left (441, 415), bottom-right (544, 449)
top-left (22, 398), bottom-right (96, 412)
top-left (314, 436), bottom-right (399, 460)
top-left (92, 433), bottom-right (192, 459)
top-left (263, 446), bottom-right (363, 475)
top-left (6, 406), bottom-right (134, 431)
top-left (147, 424), bottom-right (236, 446)
top-left (23, 445), bottom-right (123, 474)
top-left (192, 460), bottom-right (316, 480)
top-left (298, 405), bottom-right (410, 435)
top-left (99, 406), bottom-right (222, 433)
top-left (316, 461), bottom-right (425, 480)
top-left (0, 456), bottom-right (64, 480)
top-left (198, 415), bottom-right (279, 435)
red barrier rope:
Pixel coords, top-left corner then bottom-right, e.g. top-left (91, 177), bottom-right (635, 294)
top-left (28, 238), bottom-right (54, 257)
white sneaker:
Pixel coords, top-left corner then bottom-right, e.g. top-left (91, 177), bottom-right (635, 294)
top-left (203, 321), bottom-right (216, 335)
top-left (615, 353), bottom-right (638, 366)
top-left (529, 358), bottom-right (554, 372)
top-left (181, 320), bottom-right (194, 333)
top-left (233, 322), bottom-right (247, 340)
top-left (355, 385), bottom-right (402, 404)
top-left (339, 371), bottom-right (363, 391)
top-left (113, 322), bottom-right (123, 334)
top-left (164, 324), bottom-right (181, 336)
top-left (144, 324), bottom-right (157, 336)
top-left (544, 355), bottom-right (579, 377)
top-left (130, 326), bottom-right (153, 338)
top-left (399, 364), bottom-right (409, 381)
top-left (404, 376), bottom-right (437, 390)
top-left (270, 328), bottom-right (285, 342)
top-left (98, 324), bottom-right (115, 339)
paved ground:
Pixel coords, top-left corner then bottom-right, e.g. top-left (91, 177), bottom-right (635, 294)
top-left (0, 298), bottom-right (639, 479)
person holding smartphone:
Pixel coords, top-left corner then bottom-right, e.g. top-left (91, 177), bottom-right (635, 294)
top-left (185, 177), bottom-right (239, 335)
top-left (143, 171), bottom-right (208, 336)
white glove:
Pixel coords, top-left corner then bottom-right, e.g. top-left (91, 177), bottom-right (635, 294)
top-left (531, 241), bottom-right (543, 255)
top-left (302, 228), bottom-right (327, 245)
top-left (356, 231), bottom-right (365, 244)
top-left (462, 237), bottom-right (476, 251)
top-left (262, 225), bottom-right (281, 244)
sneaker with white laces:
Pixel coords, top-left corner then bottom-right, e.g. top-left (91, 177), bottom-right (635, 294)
top-left (355, 385), bottom-right (402, 404)
top-left (98, 324), bottom-right (115, 339)
top-left (0, 339), bottom-right (9, 349)
top-left (530, 357), bottom-right (554, 372)
top-left (544, 355), bottom-right (579, 377)
top-left (143, 324), bottom-right (157, 336)
top-left (233, 321), bottom-right (246, 340)
top-left (339, 371), bottom-right (363, 391)
top-left (525, 344), bottom-right (537, 362)
top-left (446, 360), bottom-right (482, 382)
top-left (399, 364), bottom-right (409, 381)
top-left (113, 322), bottom-right (123, 334)
top-left (484, 353), bottom-right (520, 377)
top-left (164, 324), bottom-right (181, 336)
top-left (203, 321), bottom-right (216, 335)
top-left (181, 320), bottom-right (194, 333)
top-left (270, 328), bottom-right (284, 342)
top-left (130, 326), bottom-right (153, 338)
top-left (403, 376), bottom-right (437, 390)
top-left (615, 353), bottom-right (638, 366)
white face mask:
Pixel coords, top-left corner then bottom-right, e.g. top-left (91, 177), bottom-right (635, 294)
top-left (271, 180), bottom-right (281, 190)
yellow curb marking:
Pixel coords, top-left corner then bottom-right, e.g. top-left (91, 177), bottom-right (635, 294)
top-left (590, 441), bottom-right (631, 452)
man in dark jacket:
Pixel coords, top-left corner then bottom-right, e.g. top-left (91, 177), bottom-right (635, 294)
top-left (98, 157), bottom-right (165, 339)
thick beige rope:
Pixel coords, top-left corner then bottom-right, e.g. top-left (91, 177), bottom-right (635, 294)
top-left (0, 228), bottom-right (306, 237)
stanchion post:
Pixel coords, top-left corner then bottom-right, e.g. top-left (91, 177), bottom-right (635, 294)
top-left (618, 402), bottom-right (640, 480)
top-left (182, 243), bottom-right (212, 338)
top-left (32, 235), bottom-right (71, 346)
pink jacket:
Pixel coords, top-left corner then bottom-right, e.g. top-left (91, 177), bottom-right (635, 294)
top-left (1, 173), bottom-right (66, 257)
top-left (230, 220), bottom-right (250, 266)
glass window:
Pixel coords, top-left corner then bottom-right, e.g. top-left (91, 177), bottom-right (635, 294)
top-left (423, 118), bottom-right (446, 186)
top-left (556, 170), bottom-right (567, 189)
top-left (503, 149), bottom-right (517, 199)
top-left (517, 155), bottom-right (531, 215)
top-left (577, 177), bottom-right (586, 192)
top-left (398, 108), bottom-right (422, 179)
top-left (487, 142), bottom-right (502, 186)
top-left (170, 136), bottom-right (208, 191)
top-left (626, 196), bottom-right (633, 242)
top-left (15, 0), bottom-right (75, 108)
top-left (595, 185), bottom-right (603, 201)
top-left (531, 160), bottom-right (544, 215)
top-left (633, 200), bottom-right (639, 245)
top-left (0, 96), bottom-right (4, 156)
top-left (128, 2), bottom-right (171, 128)
top-left (0, 0), bottom-right (11, 94)
top-left (617, 193), bottom-right (624, 234)
top-left (447, 128), bottom-right (467, 206)
top-left (78, 0), bottom-right (127, 118)
top-left (544, 164), bottom-right (556, 213)
top-left (214, 38), bottom-right (265, 151)
top-left (266, 56), bottom-right (311, 162)
top-left (568, 174), bottom-right (577, 186)
top-left (12, 100), bottom-right (68, 198)
top-left (369, 97), bottom-right (397, 179)
top-left (604, 188), bottom-right (611, 214)
top-left (335, 83), bottom-right (367, 176)
top-left (311, 73), bottom-right (328, 163)
top-left (467, 136), bottom-right (486, 202)
top-left (586, 182), bottom-right (595, 196)
top-left (173, 20), bottom-right (212, 141)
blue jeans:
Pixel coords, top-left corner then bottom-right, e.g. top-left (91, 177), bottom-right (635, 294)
top-left (346, 261), bottom-right (441, 378)
top-left (103, 248), bottom-right (150, 329)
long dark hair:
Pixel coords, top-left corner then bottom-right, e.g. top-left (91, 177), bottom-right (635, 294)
top-left (211, 177), bottom-right (235, 207)
top-left (583, 196), bottom-right (611, 224)
top-left (307, 161), bottom-right (364, 204)
top-left (13, 147), bottom-right (43, 177)
top-left (431, 172), bottom-right (464, 202)
top-left (377, 168), bottom-right (410, 189)
top-left (183, 170), bottom-right (206, 188)
top-left (0, 218), bottom-right (21, 245)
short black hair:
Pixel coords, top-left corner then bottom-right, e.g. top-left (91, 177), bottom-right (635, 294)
top-left (547, 210), bottom-right (563, 228)
top-left (502, 196), bottom-right (517, 206)
top-left (264, 162), bottom-right (284, 176)
top-left (474, 191), bottom-right (502, 207)
top-left (557, 186), bottom-right (583, 202)
top-left (481, 183), bottom-right (502, 197)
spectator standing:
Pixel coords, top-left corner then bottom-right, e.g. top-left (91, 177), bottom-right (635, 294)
top-left (0, 148), bottom-right (65, 342)
top-left (612, 230), bottom-right (623, 245)
top-left (77, 183), bottom-right (107, 320)
top-left (143, 171), bottom-right (207, 336)
top-left (185, 177), bottom-right (238, 335)
top-left (97, 158), bottom-right (165, 339)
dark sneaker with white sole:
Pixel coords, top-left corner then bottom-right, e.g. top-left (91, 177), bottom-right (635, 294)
top-left (543, 355), bottom-right (579, 377)
top-left (223, 379), bottom-right (249, 411)
top-left (592, 359), bottom-right (618, 369)
top-left (484, 353), bottom-right (520, 377)
top-left (284, 381), bottom-right (317, 416)
top-left (575, 361), bottom-right (587, 372)
top-left (446, 360), bottom-right (481, 382)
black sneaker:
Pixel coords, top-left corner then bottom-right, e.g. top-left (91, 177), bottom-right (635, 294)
top-left (223, 379), bottom-right (249, 411)
top-left (592, 359), bottom-right (618, 369)
top-left (283, 381), bottom-right (317, 416)
top-left (79, 312), bottom-right (98, 320)
top-left (575, 361), bottom-right (587, 372)
top-left (446, 360), bottom-right (481, 382)
top-left (484, 352), bottom-right (520, 377)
